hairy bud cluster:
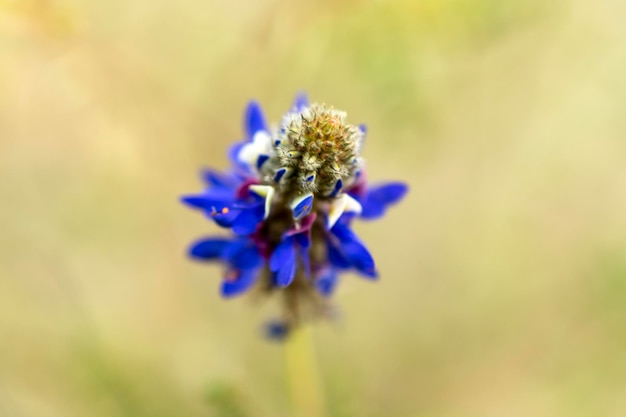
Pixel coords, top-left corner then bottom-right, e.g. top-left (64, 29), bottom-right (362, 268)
top-left (263, 104), bottom-right (364, 198)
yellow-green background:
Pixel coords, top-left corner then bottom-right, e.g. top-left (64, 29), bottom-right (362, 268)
top-left (1, 0), bottom-right (625, 416)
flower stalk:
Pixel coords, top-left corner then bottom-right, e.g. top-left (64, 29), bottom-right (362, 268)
top-left (285, 325), bottom-right (326, 417)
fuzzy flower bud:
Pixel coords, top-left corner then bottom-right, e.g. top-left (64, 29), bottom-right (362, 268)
top-left (264, 103), bottom-right (364, 198)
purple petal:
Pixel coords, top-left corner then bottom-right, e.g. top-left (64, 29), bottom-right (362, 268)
top-left (285, 212), bottom-right (317, 237)
top-left (245, 100), bottom-right (268, 139)
top-left (221, 268), bottom-right (258, 297)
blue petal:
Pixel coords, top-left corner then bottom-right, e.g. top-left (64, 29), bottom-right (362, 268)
top-left (316, 268), bottom-right (339, 297)
top-left (245, 100), bottom-right (268, 138)
top-left (221, 238), bottom-right (247, 262)
top-left (291, 194), bottom-right (314, 220)
top-left (231, 204), bottom-right (265, 235)
top-left (270, 237), bottom-right (297, 287)
top-left (264, 320), bottom-right (290, 340)
top-left (269, 237), bottom-right (295, 271)
top-left (256, 154), bottom-right (270, 169)
top-left (228, 141), bottom-right (249, 171)
top-left (293, 92), bottom-right (309, 111)
top-left (294, 232), bottom-right (310, 249)
top-left (201, 169), bottom-right (240, 189)
top-left (188, 238), bottom-right (232, 261)
top-left (230, 244), bottom-right (262, 270)
top-left (221, 238), bottom-right (262, 269)
top-left (331, 223), bottom-right (377, 278)
top-left (360, 182), bottom-right (408, 219)
top-left (180, 189), bottom-right (234, 211)
top-left (210, 208), bottom-right (241, 227)
top-left (327, 238), bottom-right (351, 269)
top-left (274, 167), bottom-right (288, 182)
top-left (275, 260), bottom-right (296, 287)
top-left (329, 179), bottom-right (343, 197)
top-left (221, 268), bottom-right (258, 297)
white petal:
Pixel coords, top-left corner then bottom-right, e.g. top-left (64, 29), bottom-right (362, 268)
top-left (327, 194), bottom-right (362, 229)
top-left (249, 184), bottom-right (275, 219)
top-left (252, 131), bottom-right (272, 154)
top-left (238, 131), bottom-right (273, 169)
top-left (344, 194), bottom-right (362, 215)
top-left (238, 142), bottom-right (260, 166)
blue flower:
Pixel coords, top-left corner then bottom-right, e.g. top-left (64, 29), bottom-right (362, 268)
top-left (182, 93), bottom-right (408, 334)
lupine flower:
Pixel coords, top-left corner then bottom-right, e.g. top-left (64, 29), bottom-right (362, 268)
top-left (182, 94), bottom-right (407, 338)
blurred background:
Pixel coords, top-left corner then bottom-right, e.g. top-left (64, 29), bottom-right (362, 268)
top-left (1, 0), bottom-right (626, 416)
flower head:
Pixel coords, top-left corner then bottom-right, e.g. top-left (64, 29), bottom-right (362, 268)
top-left (182, 94), bottom-right (408, 338)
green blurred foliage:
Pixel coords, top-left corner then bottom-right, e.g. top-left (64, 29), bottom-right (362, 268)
top-left (1, 0), bottom-right (625, 416)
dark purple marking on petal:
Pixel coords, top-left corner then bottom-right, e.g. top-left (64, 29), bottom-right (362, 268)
top-left (256, 154), bottom-right (270, 170)
top-left (329, 179), bottom-right (343, 197)
top-left (285, 212), bottom-right (317, 237)
top-left (235, 178), bottom-right (261, 200)
top-left (274, 168), bottom-right (286, 182)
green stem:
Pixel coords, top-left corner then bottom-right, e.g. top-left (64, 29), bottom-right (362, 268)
top-left (285, 325), bottom-right (326, 417)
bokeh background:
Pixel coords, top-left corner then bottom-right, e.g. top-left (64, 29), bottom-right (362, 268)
top-left (2, 0), bottom-right (626, 416)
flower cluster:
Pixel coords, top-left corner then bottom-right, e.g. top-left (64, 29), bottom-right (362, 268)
top-left (182, 94), bottom-right (407, 337)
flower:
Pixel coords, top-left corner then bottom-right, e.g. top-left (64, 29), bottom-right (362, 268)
top-left (182, 94), bottom-right (408, 338)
